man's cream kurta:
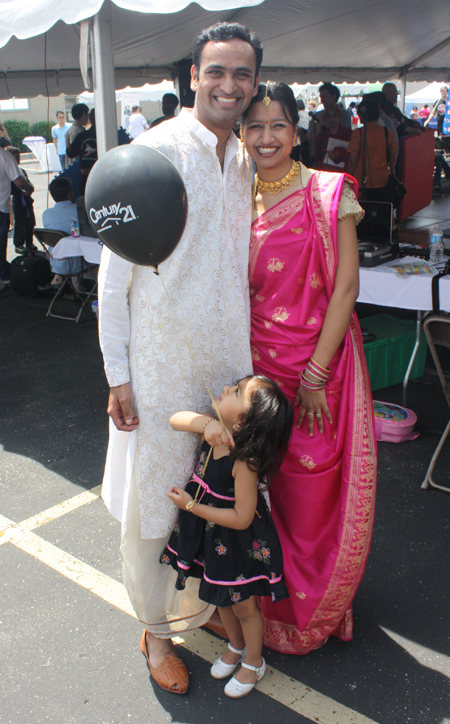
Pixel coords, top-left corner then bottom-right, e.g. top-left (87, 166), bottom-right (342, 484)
top-left (99, 109), bottom-right (253, 539)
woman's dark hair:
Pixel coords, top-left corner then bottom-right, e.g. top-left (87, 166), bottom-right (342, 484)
top-left (358, 98), bottom-right (380, 123)
top-left (242, 81), bottom-right (299, 126)
top-left (229, 375), bottom-right (294, 487)
top-left (193, 22), bottom-right (263, 80)
top-left (296, 98), bottom-right (305, 111)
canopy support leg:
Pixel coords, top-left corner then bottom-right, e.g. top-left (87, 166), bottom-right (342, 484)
top-left (91, 1), bottom-right (117, 158)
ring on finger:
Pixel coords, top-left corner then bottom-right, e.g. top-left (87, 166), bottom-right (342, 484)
top-left (316, 412), bottom-right (322, 418)
top-left (307, 412), bottom-right (314, 417)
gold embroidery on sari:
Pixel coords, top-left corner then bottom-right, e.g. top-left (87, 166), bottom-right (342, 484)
top-left (275, 378), bottom-right (284, 387)
top-left (267, 257), bottom-right (284, 273)
top-left (251, 346), bottom-right (261, 361)
top-left (291, 226), bottom-right (303, 234)
top-left (296, 592), bottom-right (306, 599)
top-left (272, 307), bottom-right (290, 323)
top-left (255, 294), bottom-right (265, 302)
top-left (299, 455), bottom-right (316, 470)
top-left (309, 272), bottom-right (322, 288)
top-left (307, 317), bottom-right (317, 325)
top-left (264, 320), bottom-right (273, 329)
top-left (269, 349), bottom-right (277, 358)
top-left (298, 278), bottom-right (305, 285)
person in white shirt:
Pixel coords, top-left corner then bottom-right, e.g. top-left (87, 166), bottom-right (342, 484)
top-left (52, 111), bottom-right (71, 170)
top-left (0, 147), bottom-right (33, 284)
top-left (98, 21), bottom-right (262, 695)
top-left (127, 106), bottom-right (149, 139)
top-left (41, 177), bottom-right (83, 290)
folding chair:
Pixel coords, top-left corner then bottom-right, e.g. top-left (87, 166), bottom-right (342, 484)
top-left (33, 227), bottom-right (92, 322)
top-left (421, 314), bottom-right (450, 493)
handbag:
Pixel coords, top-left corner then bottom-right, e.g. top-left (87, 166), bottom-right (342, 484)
top-left (383, 127), bottom-right (406, 207)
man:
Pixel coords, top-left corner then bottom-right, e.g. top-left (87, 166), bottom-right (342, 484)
top-left (150, 93), bottom-right (180, 128)
top-left (66, 108), bottom-right (97, 194)
top-left (41, 177), bottom-right (83, 290)
top-left (52, 110), bottom-right (71, 170)
top-left (307, 82), bottom-right (352, 163)
top-left (0, 146), bottom-right (34, 284)
top-left (98, 21), bottom-right (261, 695)
top-left (65, 103), bottom-right (89, 151)
top-left (127, 106), bottom-right (149, 138)
top-left (424, 85), bottom-right (448, 136)
top-left (382, 82), bottom-right (421, 137)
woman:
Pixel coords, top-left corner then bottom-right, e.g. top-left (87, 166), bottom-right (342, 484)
top-left (346, 99), bottom-right (398, 201)
top-left (316, 106), bottom-right (352, 172)
top-left (409, 106), bottom-right (419, 121)
top-left (241, 82), bottom-right (377, 654)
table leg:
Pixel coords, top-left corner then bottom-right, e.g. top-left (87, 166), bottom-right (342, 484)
top-left (402, 310), bottom-right (423, 407)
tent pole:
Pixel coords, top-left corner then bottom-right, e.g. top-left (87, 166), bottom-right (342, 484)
top-left (400, 73), bottom-right (407, 114)
top-left (91, 1), bottom-right (117, 157)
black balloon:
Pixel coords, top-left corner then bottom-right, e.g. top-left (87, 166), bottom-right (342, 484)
top-left (84, 144), bottom-right (187, 268)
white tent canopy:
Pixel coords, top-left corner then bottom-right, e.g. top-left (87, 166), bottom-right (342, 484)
top-left (405, 81), bottom-right (448, 104)
top-left (0, 0), bottom-right (449, 99)
top-left (79, 79), bottom-right (175, 103)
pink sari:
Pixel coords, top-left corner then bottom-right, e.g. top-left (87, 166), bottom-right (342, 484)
top-left (250, 169), bottom-right (377, 654)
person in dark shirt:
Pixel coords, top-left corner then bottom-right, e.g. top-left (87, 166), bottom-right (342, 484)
top-left (424, 86), bottom-right (448, 136)
top-left (66, 108), bottom-right (97, 194)
top-left (150, 93), bottom-right (179, 128)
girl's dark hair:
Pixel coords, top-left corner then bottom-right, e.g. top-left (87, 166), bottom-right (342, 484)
top-left (229, 375), bottom-right (294, 487)
top-left (358, 98), bottom-right (380, 123)
top-left (242, 81), bottom-right (299, 126)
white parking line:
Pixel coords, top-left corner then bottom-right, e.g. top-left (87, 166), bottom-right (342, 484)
top-left (1, 497), bottom-right (380, 724)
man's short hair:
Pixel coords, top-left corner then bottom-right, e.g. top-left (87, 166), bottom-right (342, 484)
top-left (49, 176), bottom-right (73, 203)
top-left (5, 146), bottom-right (20, 156)
top-left (56, 110), bottom-right (65, 117)
top-left (131, 105), bottom-right (140, 112)
top-left (319, 82), bottom-right (340, 101)
top-left (71, 103), bottom-right (89, 121)
top-left (162, 93), bottom-right (179, 107)
top-left (193, 22), bottom-right (263, 79)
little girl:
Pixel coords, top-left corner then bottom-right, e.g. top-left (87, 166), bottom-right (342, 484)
top-left (161, 374), bottom-right (293, 698)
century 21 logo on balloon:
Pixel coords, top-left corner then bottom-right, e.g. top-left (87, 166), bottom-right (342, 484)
top-left (89, 203), bottom-right (138, 232)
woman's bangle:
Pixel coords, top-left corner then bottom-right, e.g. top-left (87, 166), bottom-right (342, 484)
top-left (202, 417), bottom-right (215, 434)
top-left (186, 500), bottom-right (195, 511)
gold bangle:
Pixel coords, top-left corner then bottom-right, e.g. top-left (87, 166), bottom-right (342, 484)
top-left (186, 500), bottom-right (195, 511)
top-left (202, 418), bottom-right (215, 434)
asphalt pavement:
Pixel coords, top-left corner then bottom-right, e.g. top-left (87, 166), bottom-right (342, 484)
top-left (1, 166), bottom-right (450, 724)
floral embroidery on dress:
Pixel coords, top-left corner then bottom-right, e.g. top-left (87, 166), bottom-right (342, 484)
top-left (205, 520), bottom-right (215, 531)
top-left (267, 257), bottom-right (284, 273)
top-left (178, 572), bottom-right (187, 588)
top-left (269, 349), bottom-right (277, 358)
top-left (160, 553), bottom-right (170, 564)
top-left (271, 592), bottom-right (277, 601)
top-left (248, 539), bottom-right (271, 563)
top-left (236, 574), bottom-right (246, 581)
top-left (264, 320), bottom-right (273, 329)
top-left (307, 317), bottom-right (317, 326)
top-left (251, 346), bottom-right (261, 361)
top-left (291, 226), bottom-right (303, 234)
top-left (272, 307), bottom-right (290, 323)
top-left (195, 451), bottom-right (207, 478)
top-left (215, 540), bottom-right (227, 555)
top-left (255, 294), bottom-right (265, 302)
top-left (299, 455), bottom-right (316, 470)
top-left (229, 589), bottom-right (241, 603)
top-left (309, 272), bottom-right (322, 289)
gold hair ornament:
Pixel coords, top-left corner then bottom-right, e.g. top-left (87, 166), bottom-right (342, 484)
top-left (262, 82), bottom-right (272, 112)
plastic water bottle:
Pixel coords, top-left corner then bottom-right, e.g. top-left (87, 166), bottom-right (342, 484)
top-left (429, 225), bottom-right (444, 265)
top-left (71, 217), bottom-right (80, 237)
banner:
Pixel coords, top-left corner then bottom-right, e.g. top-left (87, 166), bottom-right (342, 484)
top-left (443, 94), bottom-right (450, 135)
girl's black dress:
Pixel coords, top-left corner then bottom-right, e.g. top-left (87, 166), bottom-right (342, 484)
top-left (160, 442), bottom-right (288, 608)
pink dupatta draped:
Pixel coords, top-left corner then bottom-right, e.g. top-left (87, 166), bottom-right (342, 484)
top-left (250, 169), bottom-right (377, 654)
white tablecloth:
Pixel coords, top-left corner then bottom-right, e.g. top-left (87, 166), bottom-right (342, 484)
top-left (52, 235), bottom-right (102, 265)
top-left (358, 260), bottom-right (450, 313)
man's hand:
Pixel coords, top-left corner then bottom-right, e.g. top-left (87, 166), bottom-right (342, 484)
top-left (107, 383), bottom-right (139, 431)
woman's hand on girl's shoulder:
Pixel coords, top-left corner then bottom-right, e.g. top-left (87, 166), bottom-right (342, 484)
top-left (204, 420), bottom-right (235, 448)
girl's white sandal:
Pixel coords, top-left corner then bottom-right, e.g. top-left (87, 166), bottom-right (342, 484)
top-left (224, 657), bottom-right (266, 698)
top-left (210, 644), bottom-right (247, 680)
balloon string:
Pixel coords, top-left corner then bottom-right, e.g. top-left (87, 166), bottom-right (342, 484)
top-left (154, 268), bottom-right (226, 430)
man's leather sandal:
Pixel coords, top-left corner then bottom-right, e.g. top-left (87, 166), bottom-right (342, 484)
top-left (139, 629), bottom-right (189, 695)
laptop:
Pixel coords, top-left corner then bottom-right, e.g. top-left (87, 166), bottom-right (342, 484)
top-left (357, 201), bottom-right (397, 267)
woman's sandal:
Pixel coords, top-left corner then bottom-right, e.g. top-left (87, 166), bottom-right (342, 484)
top-left (210, 643), bottom-right (247, 680)
top-left (224, 657), bottom-right (266, 698)
top-left (139, 629), bottom-right (189, 695)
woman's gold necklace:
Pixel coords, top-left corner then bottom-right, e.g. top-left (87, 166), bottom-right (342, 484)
top-left (255, 159), bottom-right (302, 195)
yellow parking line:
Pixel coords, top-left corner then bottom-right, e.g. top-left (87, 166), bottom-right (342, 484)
top-left (2, 515), bottom-right (380, 724)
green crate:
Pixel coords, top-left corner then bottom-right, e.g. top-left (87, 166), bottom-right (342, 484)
top-left (360, 314), bottom-right (427, 392)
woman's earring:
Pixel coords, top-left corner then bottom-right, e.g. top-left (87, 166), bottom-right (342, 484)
top-left (292, 135), bottom-right (298, 148)
top-left (240, 127), bottom-right (245, 144)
